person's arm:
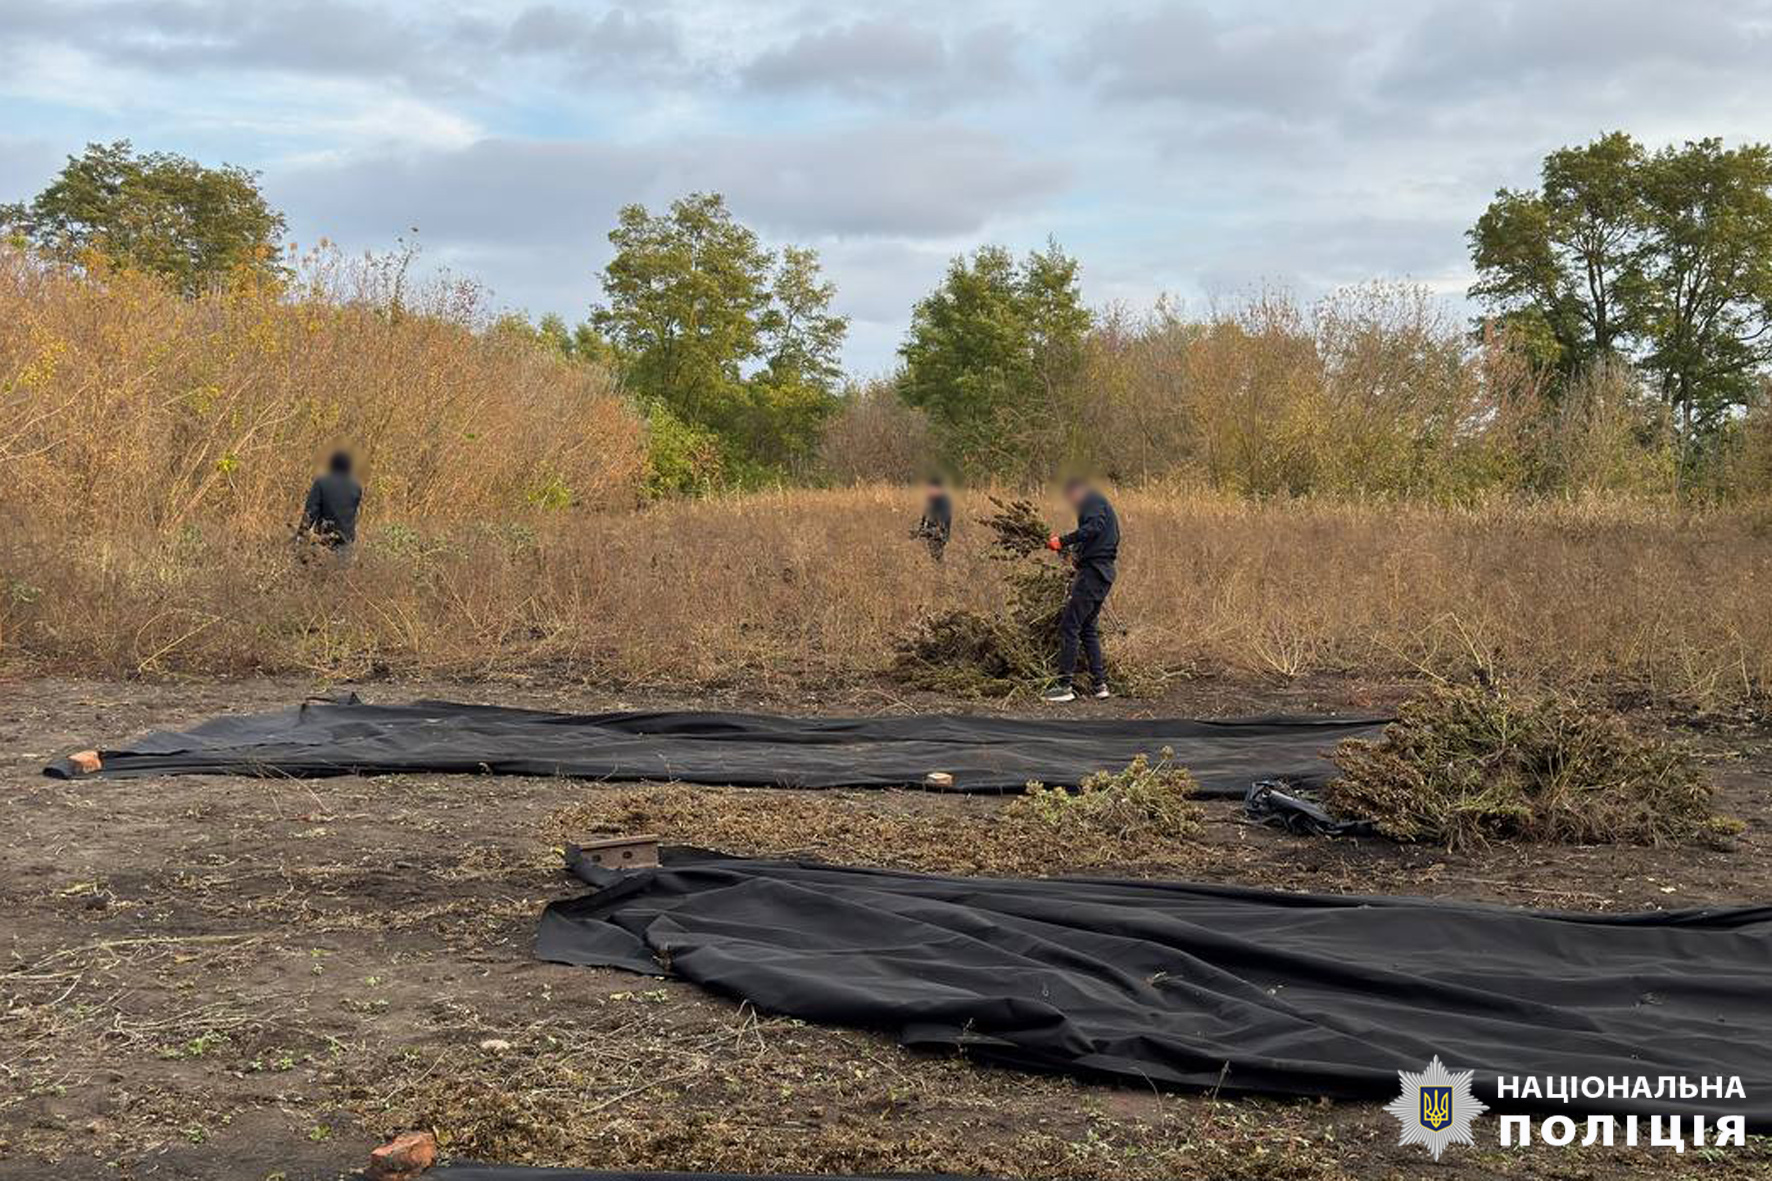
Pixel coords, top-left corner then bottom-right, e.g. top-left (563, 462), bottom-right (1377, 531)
top-left (300, 479), bottom-right (324, 533)
top-left (1060, 500), bottom-right (1106, 550)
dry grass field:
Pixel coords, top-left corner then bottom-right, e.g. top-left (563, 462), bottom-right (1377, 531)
top-left (5, 487), bottom-right (1770, 713)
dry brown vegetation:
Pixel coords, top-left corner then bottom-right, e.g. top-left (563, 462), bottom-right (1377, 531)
top-left (823, 281), bottom-right (1772, 497)
top-left (0, 245), bottom-right (645, 537)
top-left (4, 249), bottom-right (1770, 710)
top-left (4, 487), bottom-right (1769, 711)
top-left (551, 753), bottom-right (1205, 879)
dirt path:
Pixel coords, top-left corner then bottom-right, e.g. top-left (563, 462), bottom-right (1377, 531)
top-left (3, 675), bottom-right (1770, 1180)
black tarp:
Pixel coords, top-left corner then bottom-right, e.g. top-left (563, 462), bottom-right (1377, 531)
top-left (44, 697), bottom-right (1385, 797)
top-left (538, 851), bottom-right (1772, 1125)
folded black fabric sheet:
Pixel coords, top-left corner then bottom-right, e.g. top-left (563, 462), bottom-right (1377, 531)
top-left (538, 852), bottom-right (1772, 1125)
top-left (43, 697), bottom-right (1384, 797)
top-left (1243, 781), bottom-right (1374, 836)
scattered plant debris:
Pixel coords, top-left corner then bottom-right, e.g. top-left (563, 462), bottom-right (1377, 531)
top-left (1324, 683), bottom-right (1743, 850)
top-left (551, 760), bottom-right (1204, 879)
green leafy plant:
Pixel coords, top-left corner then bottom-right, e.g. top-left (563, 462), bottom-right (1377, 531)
top-left (1010, 748), bottom-right (1204, 842)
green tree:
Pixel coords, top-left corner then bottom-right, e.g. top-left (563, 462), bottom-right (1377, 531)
top-left (1020, 241), bottom-right (1094, 458)
top-left (535, 312), bottom-right (576, 356)
top-left (898, 240), bottom-right (1091, 475)
top-left (1468, 131), bottom-right (1647, 377)
top-left (592, 193), bottom-right (846, 474)
top-left (1634, 139), bottom-right (1772, 443)
top-left (529, 312), bottom-right (618, 368)
top-left (1469, 133), bottom-right (1772, 469)
top-left (752, 245), bottom-right (850, 464)
top-left (1, 141), bottom-right (287, 294)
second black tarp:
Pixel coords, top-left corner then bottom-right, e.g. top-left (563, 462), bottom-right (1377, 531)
top-left (44, 697), bottom-right (1384, 797)
top-left (538, 851), bottom-right (1772, 1125)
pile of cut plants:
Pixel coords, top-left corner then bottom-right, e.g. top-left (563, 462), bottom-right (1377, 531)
top-left (1010, 747), bottom-right (1205, 842)
top-left (892, 497), bottom-right (1115, 695)
top-left (1323, 682), bottom-right (1742, 850)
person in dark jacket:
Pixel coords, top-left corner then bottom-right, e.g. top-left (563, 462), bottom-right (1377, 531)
top-left (911, 476), bottom-right (953, 560)
top-left (1043, 478), bottom-right (1120, 701)
top-left (300, 450), bottom-right (363, 552)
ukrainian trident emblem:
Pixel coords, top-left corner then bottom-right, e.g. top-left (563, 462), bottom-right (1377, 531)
top-left (1384, 1056), bottom-right (1488, 1159)
top-left (1420, 1085), bottom-right (1453, 1130)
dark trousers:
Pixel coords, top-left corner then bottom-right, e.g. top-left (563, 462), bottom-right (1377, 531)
top-left (1057, 568), bottom-right (1112, 685)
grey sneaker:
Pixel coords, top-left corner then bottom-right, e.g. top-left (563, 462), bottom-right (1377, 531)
top-left (1092, 683), bottom-right (1111, 700)
top-left (1042, 683), bottom-right (1076, 703)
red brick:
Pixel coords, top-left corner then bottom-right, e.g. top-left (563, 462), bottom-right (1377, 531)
top-left (367, 1131), bottom-right (437, 1181)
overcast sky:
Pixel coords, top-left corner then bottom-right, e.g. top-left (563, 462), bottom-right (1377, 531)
top-left (4, 0), bottom-right (1771, 373)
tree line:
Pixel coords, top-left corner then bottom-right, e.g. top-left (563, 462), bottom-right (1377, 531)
top-left (1470, 133), bottom-right (1772, 473)
top-left (8, 135), bottom-right (1772, 498)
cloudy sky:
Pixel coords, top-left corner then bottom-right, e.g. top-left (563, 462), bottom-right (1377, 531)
top-left (4, 0), bottom-right (1771, 373)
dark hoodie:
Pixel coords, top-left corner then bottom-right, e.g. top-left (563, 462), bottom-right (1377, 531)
top-left (917, 491), bottom-right (953, 543)
top-left (1059, 489), bottom-right (1119, 581)
top-left (302, 469), bottom-right (363, 545)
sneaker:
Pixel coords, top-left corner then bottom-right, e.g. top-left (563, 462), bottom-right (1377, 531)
top-left (1042, 683), bottom-right (1076, 703)
top-left (1092, 683), bottom-right (1111, 700)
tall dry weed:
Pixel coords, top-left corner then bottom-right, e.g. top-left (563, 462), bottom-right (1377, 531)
top-left (4, 485), bottom-right (1768, 708)
top-left (0, 245), bottom-right (646, 536)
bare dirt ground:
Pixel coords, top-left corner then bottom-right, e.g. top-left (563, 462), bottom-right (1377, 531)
top-left (3, 673), bottom-right (1771, 1181)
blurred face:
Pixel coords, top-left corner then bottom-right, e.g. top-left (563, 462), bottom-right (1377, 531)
top-left (1063, 482), bottom-right (1088, 509)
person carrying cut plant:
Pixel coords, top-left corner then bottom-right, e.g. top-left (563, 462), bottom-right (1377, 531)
top-left (911, 475), bottom-right (953, 561)
top-left (1043, 477), bottom-right (1119, 702)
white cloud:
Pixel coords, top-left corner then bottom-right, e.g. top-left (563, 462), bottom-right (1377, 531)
top-left (270, 122), bottom-right (1069, 244)
top-left (8, 0), bottom-right (1772, 371)
top-left (0, 136), bottom-right (66, 204)
top-left (1074, 3), bottom-right (1371, 116)
top-left (740, 17), bottom-right (1019, 106)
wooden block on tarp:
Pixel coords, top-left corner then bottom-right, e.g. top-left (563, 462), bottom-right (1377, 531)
top-left (580, 833), bottom-right (660, 869)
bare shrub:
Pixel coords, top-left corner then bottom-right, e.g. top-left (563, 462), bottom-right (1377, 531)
top-left (1518, 359), bottom-right (1680, 495)
top-left (1064, 283), bottom-right (1698, 501)
top-left (813, 378), bottom-right (933, 484)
